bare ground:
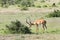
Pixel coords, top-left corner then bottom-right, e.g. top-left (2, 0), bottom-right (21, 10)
top-left (0, 34), bottom-right (60, 40)
top-left (0, 7), bottom-right (60, 14)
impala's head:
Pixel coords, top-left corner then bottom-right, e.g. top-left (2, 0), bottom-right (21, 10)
top-left (26, 17), bottom-right (33, 28)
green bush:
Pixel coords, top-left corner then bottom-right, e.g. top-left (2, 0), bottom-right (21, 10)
top-left (46, 10), bottom-right (60, 17)
top-left (21, 6), bottom-right (28, 10)
top-left (52, 3), bottom-right (56, 7)
top-left (6, 20), bottom-right (31, 34)
top-left (43, 5), bottom-right (47, 7)
top-left (36, 5), bottom-right (41, 8)
top-left (41, 0), bottom-right (45, 2)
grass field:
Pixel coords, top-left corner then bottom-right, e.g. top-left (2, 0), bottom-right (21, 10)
top-left (0, 0), bottom-right (60, 40)
top-left (0, 7), bottom-right (60, 40)
top-left (0, 7), bottom-right (60, 35)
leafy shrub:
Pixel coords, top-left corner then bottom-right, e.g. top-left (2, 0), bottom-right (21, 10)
top-left (36, 5), bottom-right (41, 8)
top-left (21, 6), bottom-right (28, 10)
top-left (17, 4), bottom-right (20, 7)
top-left (46, 10), bottom-right (60, 17)
top-left (6, 20), bottom-right (31, 34)
top-left (52, 3), bottom-right (56, 7)
top-left (41, 0), bottom-right (45, 2)
top-left (43, 5), bottom-right (47, 7)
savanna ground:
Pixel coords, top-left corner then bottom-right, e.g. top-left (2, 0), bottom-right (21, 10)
top-left (0, 0), bottom-right (60, 39)
top-left (0, 6), bottom-right (60, 40)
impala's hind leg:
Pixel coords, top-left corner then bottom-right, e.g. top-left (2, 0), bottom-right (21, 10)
top-left (44, 24), bottom-right (47, 29)
top-left (42, 24), bottom-right (45, 30)
top-left (44, 24), bottom-right (47, 32)
top-left (42, 23), bottom-right (47, 33)
top-left (44, 21), bottom-right (47, 30)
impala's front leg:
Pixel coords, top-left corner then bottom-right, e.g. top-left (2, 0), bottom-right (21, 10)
top-left (36, 24), bottom-right (39, 34)
top-left (44, 24), bottom-right (47, 32)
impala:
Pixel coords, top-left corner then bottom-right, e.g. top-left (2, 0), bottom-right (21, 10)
top-left (26, 17), bottom-right (47, 33)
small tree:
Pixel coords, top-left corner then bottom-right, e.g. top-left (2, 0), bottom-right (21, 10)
top-left (6, 20), bottom-right (31, 34)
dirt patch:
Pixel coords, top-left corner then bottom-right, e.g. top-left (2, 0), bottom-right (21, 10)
top-left (0, 7), bottom-right (59, 14)
top-left (0, 34), bottom-right (60, 40)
